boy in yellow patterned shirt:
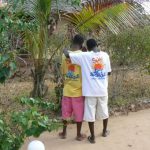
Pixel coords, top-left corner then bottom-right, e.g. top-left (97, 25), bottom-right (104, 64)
top-left (59, 35), bottom-right (86, 141)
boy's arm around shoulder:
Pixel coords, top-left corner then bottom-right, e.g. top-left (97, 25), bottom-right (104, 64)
top-left (63, 48), bottom-right (70, 59)
top-left (63, 48), bottom-right (83, 66)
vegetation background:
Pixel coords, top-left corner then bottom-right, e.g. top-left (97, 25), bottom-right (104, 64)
top-left (0, 0), bottom-right (150, 149)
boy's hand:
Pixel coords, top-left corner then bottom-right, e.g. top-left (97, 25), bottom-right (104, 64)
top-left (63, 48), bottom-right (70, 58)
top-left (108, 72), bottom-right (111, 76)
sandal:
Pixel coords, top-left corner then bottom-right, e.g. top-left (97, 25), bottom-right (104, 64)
top-left (88, 136), bottom-right (95, 144)
top-left (102, 130), bottom-right (110, 137)
top-left (76, 134), bottom-right (87, 141)
top-left (59, 132), bottom-right (67, 139)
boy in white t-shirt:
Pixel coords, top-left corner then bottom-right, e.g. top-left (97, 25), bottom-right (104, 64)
top-left (63, 39), bottom-right (111, 144)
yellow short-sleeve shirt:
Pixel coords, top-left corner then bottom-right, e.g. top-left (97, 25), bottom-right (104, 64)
top-left (61, 50), bottom-right (82, 97)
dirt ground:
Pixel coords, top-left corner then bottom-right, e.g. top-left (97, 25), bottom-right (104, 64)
top-left (21, 109), bottom-right (150, 150)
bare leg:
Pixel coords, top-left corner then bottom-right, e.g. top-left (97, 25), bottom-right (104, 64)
top-left (102, 118), bottom-right (109, 137)
top-left (76, 122), bottom-right (86, 141)
top-left (77, 122), bottom-right (82, 137)
top-left (88, 122), bottom-right (95, 143)
top-left (59, 120), bottom-right (67, 139)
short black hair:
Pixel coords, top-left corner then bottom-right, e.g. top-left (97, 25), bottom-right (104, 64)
top-left (86, 39), bottom-right (98, 50)
top-left (72, 34), bottom-right (84, 46)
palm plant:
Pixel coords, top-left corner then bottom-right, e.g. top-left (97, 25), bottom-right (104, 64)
top-left (22, 0), bottom-right (65, 97)
top-left (3, 0), bottom-right (77, 98)
top-left (23, 0), bottom-right (52, 97)
top-left (63, 0), bottom-right (145, 34)
top-left (22, 0), bottom-right (83, 98)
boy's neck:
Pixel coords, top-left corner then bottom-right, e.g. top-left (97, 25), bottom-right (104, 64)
top-left (72, 47), bottom-right (81, 51)
top-left (72, 49), bottom-right (79, 52)
top-left (92, 47), bottom-right (99, 52)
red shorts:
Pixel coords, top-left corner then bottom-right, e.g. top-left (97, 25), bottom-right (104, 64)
top-left (61, 96), bottom-right (84, 122)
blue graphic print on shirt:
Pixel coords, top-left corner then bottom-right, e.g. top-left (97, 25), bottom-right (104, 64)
top-left (90, 57), bottom-right (106, 79)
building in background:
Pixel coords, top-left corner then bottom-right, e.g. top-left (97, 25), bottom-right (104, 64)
top-left (0, 0), bottom-right (7, 7)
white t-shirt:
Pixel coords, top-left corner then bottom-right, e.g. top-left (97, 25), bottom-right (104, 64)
top-left (70, 51), bottom-right (111, 97)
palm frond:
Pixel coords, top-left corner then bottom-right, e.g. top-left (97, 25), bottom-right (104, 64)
top-left (63, 0), bottom-right (145, 34)
top-left (22, 0), bottom-right (51, 26)
top-left (22, 0), bottom-right (52, 60)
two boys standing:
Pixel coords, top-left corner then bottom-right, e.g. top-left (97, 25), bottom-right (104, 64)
top-left (59, 35), bottom-right (111, 144)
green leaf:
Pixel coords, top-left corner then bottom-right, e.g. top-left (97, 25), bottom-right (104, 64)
top-left (63, 1), bottom-right (145, 34)
top-left (0, 54), bottom-right (9, 63)
top-left (9, 62), bottom-right (17, 71)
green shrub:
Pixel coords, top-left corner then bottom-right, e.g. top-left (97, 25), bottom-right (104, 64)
top-left (0, 97), bottom-right (62, 150)
top-left (0, 51), bottom-right (16, 83)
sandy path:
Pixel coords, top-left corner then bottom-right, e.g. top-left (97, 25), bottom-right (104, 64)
top-left (21, 109), bottom-right (150, 150)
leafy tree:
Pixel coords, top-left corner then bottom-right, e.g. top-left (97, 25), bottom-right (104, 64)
top-left (0, 4), bottom-right (19, 83)
top-left (0, 51), bottom-right (16, 83)
top-left (105, 26), bottom-right (150, 72)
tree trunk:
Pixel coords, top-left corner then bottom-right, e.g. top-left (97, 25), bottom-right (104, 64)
top-left (31, 61), bottom-right (48, 98)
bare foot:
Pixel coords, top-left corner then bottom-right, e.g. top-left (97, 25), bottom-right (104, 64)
top-left (59, 132), bottom-right (67, 139)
